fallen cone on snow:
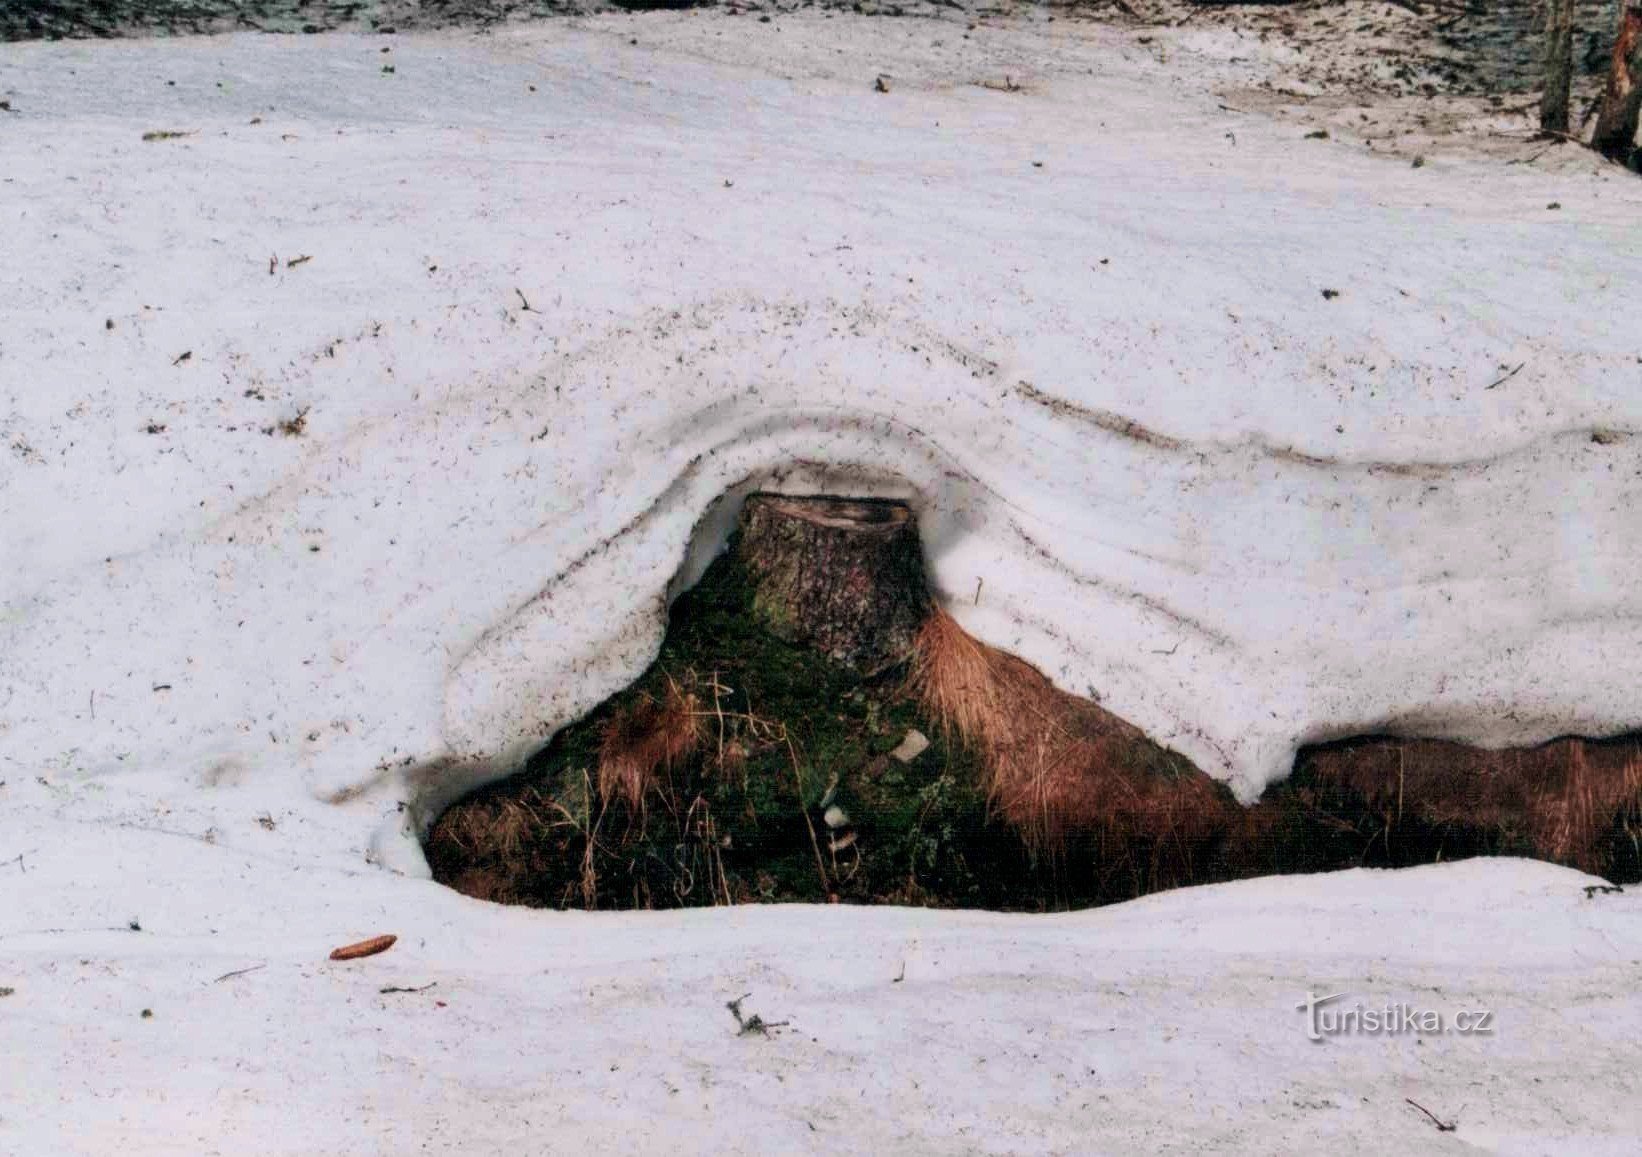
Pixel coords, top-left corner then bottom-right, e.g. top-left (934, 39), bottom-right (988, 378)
top-left (329, 934), bottom-right (397, 961)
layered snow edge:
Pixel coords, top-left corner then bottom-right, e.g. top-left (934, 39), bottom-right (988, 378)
top-left (1, 16), bottom-right (1641, 877)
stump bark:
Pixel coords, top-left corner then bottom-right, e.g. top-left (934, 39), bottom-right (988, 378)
top-left (1593, 3), bottom-right (1642, 161)
top-left (1539, 0), bottom-right (1576, 134)
top-left (735, 494), bottom-right (932, 676)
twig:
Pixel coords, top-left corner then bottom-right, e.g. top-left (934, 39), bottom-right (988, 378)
top-left (0, 923), bottom-right (150, 940)
top-left (973, 576), bottom-right (983, 605)
top-left (784, 733), bottom-right (831, 895)
top-left (0, 853), bottom-right (24, 874)
top-left (709, 669), bottom-right (727, 768)
top-left (379, 981), bottom-right (437, 994)
top-left (515, 287), bottom-right (534, 312)
top-left (1405, 1098), bottom-right (1457, 1132)
top-left (211, 963), bottom-right (266, 984)
top-left (892, 961), bottom-right (906, 983)
top-left (286, 254), bottom-right (312, 269)
top-left (726, 994), bottom-right (789, 1036)
top-left (1484, 361), bottom-right (1525, 390)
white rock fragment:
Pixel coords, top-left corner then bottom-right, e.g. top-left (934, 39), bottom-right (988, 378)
top-left (891, 729), bottom-right (930, 764)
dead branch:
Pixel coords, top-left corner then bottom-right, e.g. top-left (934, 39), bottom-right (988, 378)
top-left (1484, 362), bottom-right (1525, 390)
top-left (1405, 1098), bottom-right (1457, 1132)
top-left (726, 994), bottom-right (789, 1036)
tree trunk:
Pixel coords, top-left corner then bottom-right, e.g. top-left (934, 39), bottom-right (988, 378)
top-left (1592, 2), bottom-right (1642, 160)
top-left (1541, 0), bottom-right (1578, 134)
top-left (736, 494), bottom-right (932, 676)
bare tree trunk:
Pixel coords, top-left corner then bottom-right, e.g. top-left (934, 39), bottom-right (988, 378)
top-left (1592, 2), bottom-right (1642, 159)
top-left (1541, 0), bottom-right (1578, 134)
top-left (736, 494), bottom-right (932, 676)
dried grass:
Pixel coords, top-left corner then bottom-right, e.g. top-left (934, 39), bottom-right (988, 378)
top-left (1300, 735), bottom-right (1642, 875)
top-left (596, 676), bottom-right (703, 816)
top-left (907, 607), bottom-right (1230, 874)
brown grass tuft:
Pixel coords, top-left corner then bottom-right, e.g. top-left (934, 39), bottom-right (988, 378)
top-left (597, 676), bottom-right (703, 816)
top-left (908, 607), bottom-right (1231, 876)
top-left (1298, 735), bottom-right (1642, 876)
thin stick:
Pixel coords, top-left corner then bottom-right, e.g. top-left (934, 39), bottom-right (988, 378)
top-left (710, 669), bottom-right (725, 765)
top-left (1485, 362), bottom-right (1525, 390)
top-left (211, 963), bottom-right (266, 984)
top-left (379, 982), bottom-right (437, 994)
top-left (785, 734), bottom-right (831, 894)
top-left (1405, 1098), bottom-right (1457, 1132)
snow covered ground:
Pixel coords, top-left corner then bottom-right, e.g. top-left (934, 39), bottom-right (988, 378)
top-left (2, 10), bottom-right (1641, 1152)
top-left (4, 801), bottom-right (1642, 1154)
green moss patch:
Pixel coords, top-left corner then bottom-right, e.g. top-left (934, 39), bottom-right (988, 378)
top-left (425, 542), bottom-right (1196, 911)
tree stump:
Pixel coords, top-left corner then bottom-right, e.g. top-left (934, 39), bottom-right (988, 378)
top-left (735, 494), bottom-right (932, 676)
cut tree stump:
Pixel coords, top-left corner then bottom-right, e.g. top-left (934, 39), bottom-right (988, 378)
top-left (736, 494), bottom-right (932, 676)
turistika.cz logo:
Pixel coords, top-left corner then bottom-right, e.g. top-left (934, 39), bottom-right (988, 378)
top-left (1297, 991), bottom-right (1495, 1041)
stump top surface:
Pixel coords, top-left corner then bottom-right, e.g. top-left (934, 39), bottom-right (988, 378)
top-left (748, 494), bottom-right (913, 532)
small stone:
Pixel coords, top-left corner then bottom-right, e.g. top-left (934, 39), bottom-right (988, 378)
top-left (890, 729), bottom-right (930, 763)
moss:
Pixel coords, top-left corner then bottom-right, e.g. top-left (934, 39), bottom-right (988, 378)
top-left (426, 535), bottom-right (1134, 912)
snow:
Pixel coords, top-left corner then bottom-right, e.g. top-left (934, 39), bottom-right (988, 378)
top-left (2, 11), bottom-right (1642, 1149)
top-left (4, 14), bottom-right (1641, 857)
top-left (4, 790), bottom-right (1641, 1153)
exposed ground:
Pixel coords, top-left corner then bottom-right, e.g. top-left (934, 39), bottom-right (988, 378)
top-left (428, 533), bottom-right (1234, 911)
top-left (430, 528), bottom-right (1642, 912)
